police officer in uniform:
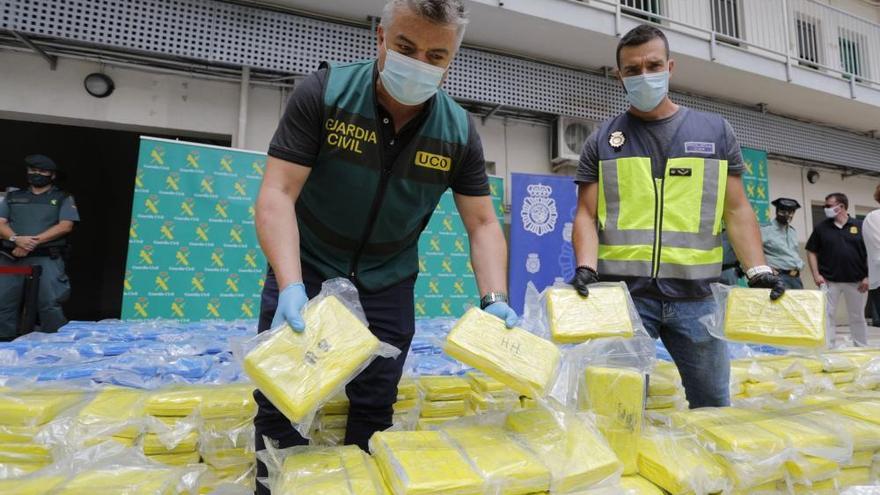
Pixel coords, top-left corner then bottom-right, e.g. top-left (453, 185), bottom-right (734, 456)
top-left (0, 155), bottom-right (79, 340)
top-left (253, 1), bottom-right (515, 490)
top-left (571, 25), bottom-right (785, 408)
top-left (761, 197), bottom-right (804, 289)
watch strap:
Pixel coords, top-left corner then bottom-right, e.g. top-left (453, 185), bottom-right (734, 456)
top-left (480, 292), bottom-right (508, 310)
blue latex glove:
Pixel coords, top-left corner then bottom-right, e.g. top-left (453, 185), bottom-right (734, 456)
top-left (271, 283), bottom-right (308, 332)
top-left (483, 302), bottom-right (518, 328)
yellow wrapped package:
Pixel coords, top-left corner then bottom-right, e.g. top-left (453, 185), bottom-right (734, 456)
top-left (752, 416), bottom-right (846, 459)
top-left (393, 398), bottom-right (419, 413)
top-left (647, 373), bottom-right (678, 397)
top-left (199, 384), bottom-right (257, 419)
top-left (583, 366), bottom-right (645, 475)
top-left (398, 379), bottom-right (418, 400)
top-left (722, 288), bottom-right (825, 347)
top-left (77, 387), bottom-right (146, 438)
top-left (445, 307), bottom-right (561, 398)
top-left (370, 430), bottom-right (485, 495)
top-left (846, 450), bottom-right (874, 468)
top-left (756, 355), bottom-right (823, 377)
top-left (0, 475), bottom-right (65, 495)
top-left (416, 417), bottom-right (454, 430)
top-left (421, 399), bottom-right (466, 418)
top-left (834, 398), bottom-right (880, 425)
top-left (54, 466), bottom-right (181, 495)
top-left (201, 447), bottom-right (255, 468)
top-left (504, 408), bottom-right (622, 493)
top-left (145, 385), bottom-right (208, 417)
top-left (418, 376), bottom-right (471, 401)
top-left (637, 429), bottom-right (728, 495)
top-left (443, 425), bottom-right (551, 495)
top-left (467, 372), bottom-right (507, 393)
top-left (619, 475), bottom-right (665, 495)
top-left (669, 406), bottom-right (761, 430)
top-left (0, 424), bottom-right (39, 443)
top-left (243, 295), bottom-right (386, 425)
top-left (827, 371), bottom-right (855, 384)
top-left (0, 442), bottom-right (52, 464)
top-left (0, 390), bottom-right (83, 426)
top-left (785, 455), bottom-right (839, 483)
top-left (322, 393), bottom-right (350, 415)
top-left (276, 445), bottom-right (384, 495)
top-left (142, 431), bottom-right (199, 455)
top-left (794, 467), bottom-right (872, 494)
top-left (340, 446), bottom-right (386, 495)
top-left (148, 450), bottom-right (201, 466)
top-left (544, 285), bottom-right (635, 343)
top-left (645, 395), bottom-right (678, 410)
top-left (318, 414), bottom-right (349, 430)
top-left (82, 435), bottom-right (137, 448)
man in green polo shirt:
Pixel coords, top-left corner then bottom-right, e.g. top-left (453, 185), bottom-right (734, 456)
top-left (252, 1), bottom-right (515, 489)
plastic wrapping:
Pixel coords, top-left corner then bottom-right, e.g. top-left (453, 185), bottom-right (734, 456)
top-left (418, 376), bottom-right (470, 401)
top-left (420, 399), bottom-right (466, 418)
top-left (582, 366), bottom-right (645, 475)
top-left (443, 424), bottom-right (551, 495)
top-left (706, 285), bottom-right (827, 348)
top-left (785, 454), bottom-right (840, 484)
top-left (241, 280), bottom-right (400, 436)
top-left (636, 427), bottom-right (729, 495)
top-left (142, 430), bottom-right (199, 455)
top-left (541, 283), bottom-right (643, 343)
top-left (444, 307), bottom-right (561, 398)
top-left (197, 384), bottom-right (256, 420)
top-left (0, 389), bottom-right (84, 426)
top-left (370, 430), bottom-right (485, 495)
top-left (0, 475), bottom-right (67, 495)
top-left (466, 372), bottom-right (507, 394)
top-left (260, 444), bottom-right (383, 495)
top-left (147, 450), bottom-right (201, 466)
top-left (753, 413), bottom-right (852, 462)
top-left (503, 407), bottom-right (622, 493)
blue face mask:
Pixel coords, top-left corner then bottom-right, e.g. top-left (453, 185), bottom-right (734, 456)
top-left (379, 44), bottom-right (446, 106)
top-left (622, 71), bottom-right (669, 112)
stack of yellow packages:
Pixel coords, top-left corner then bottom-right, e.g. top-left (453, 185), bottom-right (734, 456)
top-left (637, 427), bottom-right (729, 495)
top-left (370, 430), bottom-right (485, 495)
top-left (272, 445), bottom-right (385, 494)
top-left (143, 386), bottom-right (203, 467)
top-left (503, 407), bottom-right (622, 492)
top-left (582, 366), bottom-right (645, 475)
top-left (243, 295), bottom-right (394, 434)
top-left (52, 464), bottom-right (191, 495)
top-left (465, 372), bottom-right (520, 415)
top-left (444, 307), bottom-right (561, 399)
top-left (0, 389), bottom-right (83, 477)
top-left (312, 392), bottom-right (349, 447)
top-left (443, 424), bottom-right (550, 494)
top-left (417, 376), bottom-right (470, 430)
top-left (393, 378), bottom-right (421, 429)
top-left (543, 285), bottom-right (636, 343)
top-left (57, 387), bottom-right (146, 450)
top-left (669, 407), bottom-right (789, 491)
top-left (644, 361), bottom-right (687, 422)
top-left (720, 288), bottom-right (826, 348)
top-left (196, 383), bottom-right (257, 493)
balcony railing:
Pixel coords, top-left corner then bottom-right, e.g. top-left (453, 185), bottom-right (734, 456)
top-left (578, 0), bottom-right (880, 91)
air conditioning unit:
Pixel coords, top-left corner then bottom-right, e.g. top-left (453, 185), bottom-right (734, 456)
top-left (551, 116), bottom-right (597, 171)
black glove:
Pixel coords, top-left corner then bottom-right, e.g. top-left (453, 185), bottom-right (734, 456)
top-left (570, 266), bottom-right (599, 297)
top-left (748, 272), bottom-right (786, 301)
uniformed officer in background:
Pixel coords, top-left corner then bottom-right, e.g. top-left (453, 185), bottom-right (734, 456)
top-left (0, 155), bottom-right (79, 340)
top-left (761, 197), bottom-right (805, 289)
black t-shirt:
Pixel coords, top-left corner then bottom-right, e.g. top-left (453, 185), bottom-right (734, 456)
top-left (805, 217), bottom-right (868, 282)
top-left (268, 67), bottom-right (489, 196)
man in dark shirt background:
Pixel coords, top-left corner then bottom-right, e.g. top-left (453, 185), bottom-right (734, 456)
top-left (806, 192), bottom-right (869, 346)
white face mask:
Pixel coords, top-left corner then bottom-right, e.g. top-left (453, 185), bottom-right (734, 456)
top-left (824, 206), bottom-right (840, 218)
top-left (379, 43), bottom-right (446, 106)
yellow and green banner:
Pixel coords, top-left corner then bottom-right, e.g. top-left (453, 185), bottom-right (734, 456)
top-left (122, 137), bottom-right (266, 321)
top-left (414, 176), bottom-right (504, 319)
top-left (741, 147), bottom-right (771, 224)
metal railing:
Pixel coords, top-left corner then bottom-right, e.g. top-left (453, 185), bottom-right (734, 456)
top-left (577, 0), bottom-right (880, 92)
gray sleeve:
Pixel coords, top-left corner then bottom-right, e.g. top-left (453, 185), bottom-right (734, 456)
top-left (59, 195), bottom-right (80, 222)
top-left (0, 196), bottom-right (8, 219)
top-left (723, 119), bottom-right (744, 176)
top-left (574, 129), bottom-right (601, 184)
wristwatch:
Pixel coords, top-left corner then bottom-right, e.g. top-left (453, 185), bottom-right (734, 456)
top-left (479, 292), bottom-right (508, 310)
top-left (745, 265), bottom-right (773, 280)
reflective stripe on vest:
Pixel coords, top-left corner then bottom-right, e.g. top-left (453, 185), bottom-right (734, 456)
top-left (597, 156), bottom-right (727, 280)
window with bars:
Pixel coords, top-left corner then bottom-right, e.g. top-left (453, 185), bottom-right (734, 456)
top-left (712, 0), bottom-right (741, 40)
top-left (620, 0), bottom-right (662, 23)
top-left (795, 14), bottom-right (822, 67)
top-left (839, 29), bottom-right (866, 79)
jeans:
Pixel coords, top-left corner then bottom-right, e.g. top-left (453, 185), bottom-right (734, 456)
top-left (826, 281), bottom-right (868, 346)
top-left (253, 264), bottom-right (416, 495)
top-left (779, 273), bottom-right (804, 290)
top-left (633, 297), bottom-right (730, 408)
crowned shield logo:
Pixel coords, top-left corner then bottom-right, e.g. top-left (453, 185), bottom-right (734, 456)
top-left (526, 253), bottom-right (541, 274)
top-left (521, 184), bottom-right (558, 236)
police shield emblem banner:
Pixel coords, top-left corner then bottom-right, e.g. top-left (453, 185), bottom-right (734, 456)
top-left (121, 137), bottom-right (266, 321)
top-left (413, 176), bottom-right (504, 319)
top-left (509, 173), bottom-right (578, 314)
top-left (741, 147), bottom-right (772, 224)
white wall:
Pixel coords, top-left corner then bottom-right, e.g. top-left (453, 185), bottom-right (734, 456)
top-left (0, 50), bottom-right (285, 153)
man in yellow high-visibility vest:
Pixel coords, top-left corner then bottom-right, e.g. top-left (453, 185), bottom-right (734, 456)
top-left (571, 25), bottom-right (784, 408)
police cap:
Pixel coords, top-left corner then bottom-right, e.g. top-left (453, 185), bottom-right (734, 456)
top-left (771, 197), bottom-right (801, 211)
top-left (24, 154), bottom-right (57, 172)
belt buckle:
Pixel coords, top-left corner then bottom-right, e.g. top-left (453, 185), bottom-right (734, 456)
top-left (788, 269), bottom-right (798, 277)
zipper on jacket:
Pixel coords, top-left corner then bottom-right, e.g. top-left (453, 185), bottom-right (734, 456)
top-left (651, 177), bottom-right (664, 278)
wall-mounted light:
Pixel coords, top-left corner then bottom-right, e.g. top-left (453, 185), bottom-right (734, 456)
top-left (84, 73), bottom-right (114, 98)
top-left (807, 170), bottom-right (820, 184)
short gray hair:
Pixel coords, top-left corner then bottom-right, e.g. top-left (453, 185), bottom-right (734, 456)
top-left (380, 0), bottom-right (469, 43)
